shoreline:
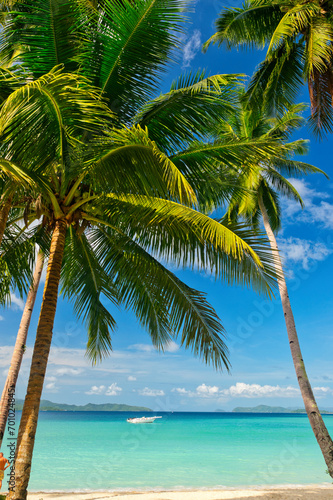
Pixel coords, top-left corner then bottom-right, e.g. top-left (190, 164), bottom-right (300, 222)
top-left (24, 485), bottom-right (333, 500)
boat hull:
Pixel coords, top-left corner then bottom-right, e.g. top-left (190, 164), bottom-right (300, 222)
top-left (127, 416), bottom-right (162, 424)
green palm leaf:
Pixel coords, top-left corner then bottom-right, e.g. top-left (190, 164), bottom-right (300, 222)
top-left (90, 125), bottom-right (197, 206)
top-left (134, 71), bottom-right (241, 151)
top-left (61, 228), bottom-right (118, 363)
top-left (0, 0), bottom-right (80, 76)
top-left (88, 225), bottom-right (230, 370)
top-left (80, 0), bottom-right (188, 122)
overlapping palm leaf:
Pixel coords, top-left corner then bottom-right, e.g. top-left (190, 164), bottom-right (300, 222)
top-left (206, 0), bottom-right (333, 135)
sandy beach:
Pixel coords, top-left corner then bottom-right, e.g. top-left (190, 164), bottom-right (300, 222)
top-left (25, 486), bottom-right (333, 500)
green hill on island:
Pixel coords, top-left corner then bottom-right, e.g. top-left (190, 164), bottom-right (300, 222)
top-left (15, 399), bottom-right (152, 412)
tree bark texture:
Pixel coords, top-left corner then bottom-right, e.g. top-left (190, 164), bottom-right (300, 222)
top-left (7, 219), bottom-right (67, 499)
top-left (0, 195), bottom-right (13, 247)
top-left (259, 197), bottom-right (333, 478)
top-left (0, 251), bottom-right (44, 448)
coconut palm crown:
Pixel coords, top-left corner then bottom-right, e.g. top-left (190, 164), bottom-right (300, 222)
top-left (204, 0), bottom-right (333, 136)
top-left (0, 1), bottom-right (291, 497)
top-left (217, 94), bottom-right (333, 477)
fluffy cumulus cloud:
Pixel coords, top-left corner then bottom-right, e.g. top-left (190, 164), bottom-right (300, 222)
top-left (283, 179), bottom-right (333, 229)
top-left (45, 376), bottom-right (58, 392)
top-left (196, 383), bottom-right (220, 396)
top-left (182, 30), bottom-right (201, 67)
top-left (10, 293), bottom-right (25, 311)
top-left (85, 383), bottom-right (122, 396)
top-left (220, 383), bottom-right (300, 398)
top-left (138, 387), bottom-right (165, 397)
top-left (278, 237), bottom-right (332, 270)
top-left (85, 385), bottom-right (106, 395)
top-left (164, 341), bottom-right (179, 353)
top-left (105, 383), bottom-right (122, 396)
top-left (171, 382), bottom-right (333, 400)
top-left (314, 386), bottom-right (333, 397)
top-left (127, 376), bottom-right (137, 381)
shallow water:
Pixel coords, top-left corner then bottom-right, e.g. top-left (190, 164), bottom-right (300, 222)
top-left (4, 412), bottom-right (333, 491)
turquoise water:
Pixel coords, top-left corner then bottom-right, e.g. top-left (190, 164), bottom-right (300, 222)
top-left (4, 412), bottom-right (333, 491)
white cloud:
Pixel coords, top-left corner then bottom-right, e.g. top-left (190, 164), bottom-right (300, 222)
top-left (220, 382), bottom-right (300, 398)
top-left (128, 342), bottom-right (179, 354)
top-left (196, 383), bottom-right (220, 396)
top-left (165, 341), bottom-right (179, 353)
top-left (182, 30), bottom-right (202, 68)
top-left (45, 380), bottom-right (58, 392)
top-left (172, 387), bottom-right (188, 395)
top-left (55, 368), bottom-right (83, 376)
top-left (139, 387), bottom-right (165, 397)
top-left (128, 376), bottom-right (137, 381)
top-left (128, 344), bottom-right (155, 353)
top-left (283, 179), bottom-right (333, 229)
top-left (85, 383), bottom-right (122, 396)
top-left (0, 315), bottom-right (4, 321)
top-left (85, 385), bottom-right (106, 395)
top-left (278, 237), bottom-right (332, 270)
top-left (171, 382), bottom-right (323, 400)
top-left (105, 383), bottom-right (122, 396)
top-left (314, 386), bottom-right (333, 397)
top-left (10, 293), bottom-right (25, 311)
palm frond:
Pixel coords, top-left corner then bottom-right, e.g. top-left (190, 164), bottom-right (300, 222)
top-left (0, 222), bottom-right (36, 303)
top-left (88, 225), bottom-right (230, 370)
top-left (246, 41), bottom-right (305, 116)
top-left (266, 3), bottom-right (319, 57)
top-left (91, 125), bottom-right (197, 206)
top-left (203, 1), bottom-right (283, 51)
top-left (134, 72), bottom-right (241, 151)
top-left (80, 0), bottom-right (189, 122)
top-left (85, 193), bottom-right (278, 296)
top-left (61, 228), bottom-right (118, 363)
top-left (0, 67), bottom-right (113, 176)
top-left (308, 67), bottom-right (333, 136)
top-left (0, 0), bottom-right (80, 76)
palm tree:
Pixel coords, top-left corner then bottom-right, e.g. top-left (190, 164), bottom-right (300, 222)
top-left (219, 95), bottom-right (333, 477)
top-left (0, 3), bottom-right (288, 496)
top-left (0, 251), bottom-right (44, 448)
top-left (0, 68), bottom-right (282, 498)
top-left (204, 0), bottom-right (333, 136)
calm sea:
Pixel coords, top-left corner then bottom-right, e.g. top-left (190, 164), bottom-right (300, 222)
top-left (4, 412), bottom-right (333, 491)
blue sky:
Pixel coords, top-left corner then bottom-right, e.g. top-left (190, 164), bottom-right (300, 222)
top-left (1, 0), bottom-right (333, 412)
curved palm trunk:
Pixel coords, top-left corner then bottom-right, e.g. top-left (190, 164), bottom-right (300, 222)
top-left (259, 198), bottom-right (333, 477)
top-left (0, 195), bottom-right (13, 246)
top-left (7, 219), bottom-right (67, 500)
top-left (0, 251), bottom-right (44, 449)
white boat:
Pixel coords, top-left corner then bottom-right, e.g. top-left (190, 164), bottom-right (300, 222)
top-left (127, 416), bottom-right (162, 424)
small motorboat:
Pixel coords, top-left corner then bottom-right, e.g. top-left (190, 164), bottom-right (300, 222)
top-left (127, 416), bottom-right (162, 424)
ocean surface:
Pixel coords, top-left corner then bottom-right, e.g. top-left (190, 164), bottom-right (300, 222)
top-left (4, 412), bottom-right (333, 491)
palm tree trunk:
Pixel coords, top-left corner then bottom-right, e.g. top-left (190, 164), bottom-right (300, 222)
top-left (259, 197), bottom-right (333, 477)
top-left (0, 251), bottom-right (44, 449)
top-left (7, 219), bottom-right (67, 500)
top-left (0, 194), bottom-right (13, 246)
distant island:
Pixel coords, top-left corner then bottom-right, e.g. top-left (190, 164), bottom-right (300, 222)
top-left (15, 399), bottom-right (152, 412)
top-left (230, 405), bottom-right (333, 414)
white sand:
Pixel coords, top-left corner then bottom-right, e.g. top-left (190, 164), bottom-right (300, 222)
top-left (25, 485), bottom-right (333, 500)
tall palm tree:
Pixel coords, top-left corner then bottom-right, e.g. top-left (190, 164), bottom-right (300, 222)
top-left (219, 95), bottom-right (333, 477)
top-left (1, 68), bottom-right (281, 499)
top-left (0, 251), bottom-right (44, 448)
top-left (204, 0), bottom-right (333, 136)
top-left (0, 3), bottom-right (287, 496)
